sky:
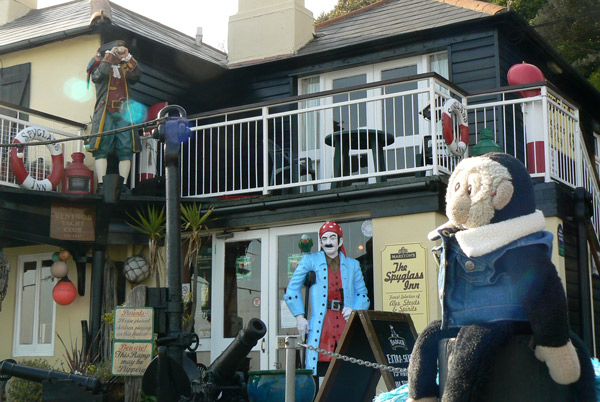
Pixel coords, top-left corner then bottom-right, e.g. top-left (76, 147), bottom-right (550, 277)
top-left (36, 0), bottom-right (339, 52)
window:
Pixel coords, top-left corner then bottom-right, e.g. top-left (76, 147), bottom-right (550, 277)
top-left (299, 53), bottom-right (448, 179)
top-left (13, 253), bottom-right (56, 356)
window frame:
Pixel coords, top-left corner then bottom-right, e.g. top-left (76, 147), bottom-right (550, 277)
top-left (298, 52), bottom-right (448, 178)
top-left (12, 252), bottom-right (56, 357)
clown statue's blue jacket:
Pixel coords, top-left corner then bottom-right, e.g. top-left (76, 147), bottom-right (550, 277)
top-left (284, 251), bottom-right (369, 375)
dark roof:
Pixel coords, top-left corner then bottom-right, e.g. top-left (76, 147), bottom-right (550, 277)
top-left (297, 0), bottom-right (505, 56)
top-left (0, 0), bottom-right (227, 66)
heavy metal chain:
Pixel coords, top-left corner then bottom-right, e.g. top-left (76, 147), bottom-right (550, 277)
top-left (298, 342), bottom-right (407, 376)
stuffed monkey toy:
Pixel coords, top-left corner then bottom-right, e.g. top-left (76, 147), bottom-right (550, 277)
top-left (407, 153), bottom-right (596, 402)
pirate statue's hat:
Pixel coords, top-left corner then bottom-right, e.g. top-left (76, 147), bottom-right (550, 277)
top-left (86, 40), bottom-right (127, 87)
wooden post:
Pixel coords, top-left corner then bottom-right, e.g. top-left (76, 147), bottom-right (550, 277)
top-left (124, 285), bottom-right (147, 402)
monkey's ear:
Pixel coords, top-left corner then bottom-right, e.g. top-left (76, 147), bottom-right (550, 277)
top-left (492, 180), bottom-right (513, 210)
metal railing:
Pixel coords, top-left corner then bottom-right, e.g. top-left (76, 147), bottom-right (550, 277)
top-left (0, 75), bottom-right (597, 244)
top-left (0, 103), bottom-right (85, 189)
top-left (166, 74), bottom-right (466, 198)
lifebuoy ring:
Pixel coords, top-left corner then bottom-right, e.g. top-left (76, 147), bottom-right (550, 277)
top-left (10, 127), bottom-right (64, 191)
top-left (442, 98), bottom-right (469, 156)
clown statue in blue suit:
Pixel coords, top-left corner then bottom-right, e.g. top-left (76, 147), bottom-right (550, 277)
top-left (284, 221), bottom-right (370, 378)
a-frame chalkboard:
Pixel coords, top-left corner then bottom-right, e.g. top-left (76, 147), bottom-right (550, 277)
top-left (315, 310), bottom-right (417, 402)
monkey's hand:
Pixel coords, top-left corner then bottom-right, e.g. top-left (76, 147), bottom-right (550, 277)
top-left (535, 341), bottom-right (580, 384)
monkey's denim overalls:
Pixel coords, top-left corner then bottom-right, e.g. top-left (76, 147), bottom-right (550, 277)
top-left (434, 228), bottom-right (554, 330)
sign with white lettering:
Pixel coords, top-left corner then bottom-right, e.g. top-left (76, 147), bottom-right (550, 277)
top-left (112, 307), bottom-right (154, 376)
top-left (381, 243), bottom-right (428, 332)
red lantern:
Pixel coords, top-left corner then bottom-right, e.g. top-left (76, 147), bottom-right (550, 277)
top-left (507, 62), bottom-right (545, 98)
top-left (62, 152), bottom-right (94, 194)
top-left (52, 277), bottom-right (77, 305)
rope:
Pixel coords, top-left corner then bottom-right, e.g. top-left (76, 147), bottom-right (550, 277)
top-left (298, 342), bottom-right (407, 376)
top-left (0, 117), bottom-right (168, 148)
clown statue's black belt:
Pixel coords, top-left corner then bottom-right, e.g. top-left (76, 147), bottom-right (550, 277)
top-left (327, 300), bottom-right (343, 311)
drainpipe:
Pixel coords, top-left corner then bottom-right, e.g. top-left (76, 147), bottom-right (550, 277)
top-left (89, 248), bottom-right (105, 358)
top-left (573, 187), bottom-right (593, 351)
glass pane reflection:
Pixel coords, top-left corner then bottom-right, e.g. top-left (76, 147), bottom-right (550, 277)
top-left (224, 239), bottom-right (261, 338)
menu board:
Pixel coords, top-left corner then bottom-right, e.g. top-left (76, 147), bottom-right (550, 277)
top-left (316, 311), bottom-right (417, 401)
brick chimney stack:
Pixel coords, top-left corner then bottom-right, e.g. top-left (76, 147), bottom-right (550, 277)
top-left (0, 0), bottom-right (37, 25)
top-left (228, 0), bottom-right (314, 65)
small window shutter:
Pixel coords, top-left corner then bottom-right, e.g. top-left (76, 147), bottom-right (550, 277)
top-left (0, 63), bottom-right (30, 182)
top-left (0, 62), bottom-right (31, 117)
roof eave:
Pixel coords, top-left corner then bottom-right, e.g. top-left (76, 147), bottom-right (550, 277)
top-left (0, 26), bottom-right (95, 55)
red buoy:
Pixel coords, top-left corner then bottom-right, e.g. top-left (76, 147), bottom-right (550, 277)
top-left (52, 277), bottom-right (77, 305)
top-left (507, 62), bottom-right (545, 98)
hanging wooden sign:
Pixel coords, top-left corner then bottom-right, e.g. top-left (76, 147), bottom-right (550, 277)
top-left (50, 203), bottom-right (96, 241)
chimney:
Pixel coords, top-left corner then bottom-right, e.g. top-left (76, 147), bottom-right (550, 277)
top-left (228, 0), bottom-right (314, 65)
top-left (196, 27), bottom-right (203, 46)
top-left (0, 0), bottom-right (37, 25)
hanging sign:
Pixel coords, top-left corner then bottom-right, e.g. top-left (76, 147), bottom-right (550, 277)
top-left (50, 203), bottom-right (95, 241)
top-left (287, 253), bottom-right (303, 279)
top-left (381, 243), bottom-right (428, 332)
top-left (236, 255), bottom-right (252, 280)
top-left (557, 224), bottom-right (565, 257)
top-left (112, 307), bottom-right (154, 376)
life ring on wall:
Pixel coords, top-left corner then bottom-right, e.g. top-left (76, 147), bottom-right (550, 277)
top-left (10, 127), bottom-right (64, 191)
top-left (442, 98), bottom-right (469, 156)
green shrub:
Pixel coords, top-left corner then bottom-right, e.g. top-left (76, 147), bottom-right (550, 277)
top-left (5, 358), bottom-right (54, 402)
top-left (88, 360), bottom-right (124, 401)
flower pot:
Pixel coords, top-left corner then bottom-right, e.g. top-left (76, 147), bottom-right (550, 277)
top-left (247, 369), bottom-right (315, 402)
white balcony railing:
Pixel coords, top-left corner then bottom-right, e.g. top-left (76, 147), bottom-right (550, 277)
top-left (172, 74), bottom-right (465, 198)
top-left (0, 75), bottom-right (597, 243)
top-left (129, 73), bottom-right (597, 241)
top-left (0, 104), bottom-right (84, 189)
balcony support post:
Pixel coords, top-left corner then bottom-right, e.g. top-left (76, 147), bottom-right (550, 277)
top-left (262, 107), bottom-right (269, 195)
top-left (541, 86), bottom-right (551, 183)
top-left (430, 78), bottom-right (439, 176)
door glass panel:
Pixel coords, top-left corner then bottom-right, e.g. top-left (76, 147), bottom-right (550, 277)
top-left (276, 232), bottom-right (317, 367)
top-left (382, 65), bottom-right (419, 138)
top-left (195, 244), bottom-right (213, 339)
top-left (300, 77), bottom-right (321, 152)
top-left (19, 261), bottom-right (36, 345)
top-left (333, 75), bottom-right (367, 131)
top-left (223, 239), bottom-right (262, 338)
top-left (38, 259), bottom-right (54, 344)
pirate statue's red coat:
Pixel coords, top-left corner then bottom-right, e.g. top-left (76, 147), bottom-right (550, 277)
top-left (85, 40), bottom-right (143, 188)
top-left (284, 221), bottom-right (370, 376)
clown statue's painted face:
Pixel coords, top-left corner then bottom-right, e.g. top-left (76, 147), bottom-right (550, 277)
top-left (320, 231), bottom-right (343, 258)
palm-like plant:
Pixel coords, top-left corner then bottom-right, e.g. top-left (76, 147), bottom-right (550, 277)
top-left (181, 203), bottom-right (213, 332)
top-left (127, 205), bottom-right (166, 287)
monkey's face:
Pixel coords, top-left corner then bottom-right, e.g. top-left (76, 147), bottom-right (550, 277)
top-left (446, 158), bottom-right (514, 230)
